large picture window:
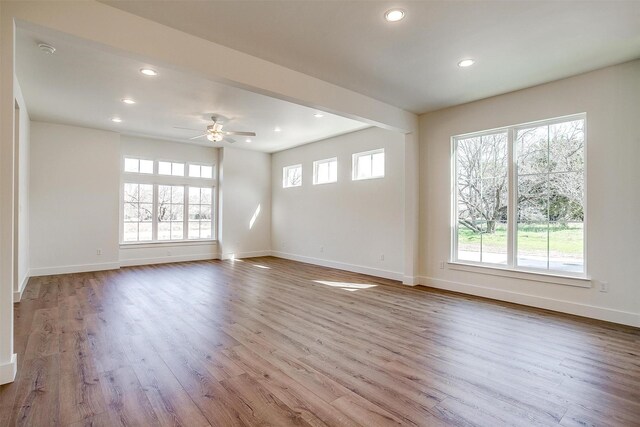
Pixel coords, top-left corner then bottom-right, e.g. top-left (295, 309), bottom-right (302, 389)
top-left (453, 114), bottom-right (585, 275)
top-left (121, 157), bottom-right (215, 243)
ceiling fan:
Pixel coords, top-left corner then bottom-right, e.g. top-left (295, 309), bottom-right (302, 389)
top-left (175, 116), bottom-right (256, 143)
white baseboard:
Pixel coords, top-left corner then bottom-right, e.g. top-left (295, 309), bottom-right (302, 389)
top-left (0, 354), bottom-right (17, 385)
top-left (30, 261), bottom-right (121, 277)
top-left (402, 276), bottom-right (417, 286)
top-left (13, 274), bottom-right (29, 302)
top-left (271, 251), bottom-right (404, 281)
top-left (418, 276), bottom-right (640, 327)
top-left (120, 253), bottom-right (219, 267)
top-left (221, 250), bottom-right (272, 260)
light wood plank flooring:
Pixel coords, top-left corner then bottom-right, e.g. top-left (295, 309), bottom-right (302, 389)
top-left (1, 257), bottom-right (639, 426)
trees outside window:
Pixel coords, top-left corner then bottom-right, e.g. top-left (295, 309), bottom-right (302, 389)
top-left (454, 115), bottom-right (585, 273)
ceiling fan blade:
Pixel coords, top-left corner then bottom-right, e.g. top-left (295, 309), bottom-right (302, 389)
top-left (174, 126), bottom-right (203, 132)
top-left (189, 134), bottom-right (208, 140)
top-left (225, 131), bottom-right (256, 137)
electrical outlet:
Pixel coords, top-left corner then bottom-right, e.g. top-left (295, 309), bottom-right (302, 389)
top-left (599, 281), bottom-right (609, 293)
top-left (439, 261), bottom-right (445, 269)
top-left (167, 250), bottom-right (172, 256)
top-left (96, 248), bottom-right (102, 256)
top-left (320, 246), bottom-right (324, 253)
top-left (380, 254), bottom-right (385, 261)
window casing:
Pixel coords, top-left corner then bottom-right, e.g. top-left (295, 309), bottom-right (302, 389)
top-left (352, 149), bottom-right (384, 180)
top-left (452, 114), bottom-right (586, 276)
top-left (124, 157), bottom-right (154, 174)
top-left (121, 157), bottom-right (216, 244)
top-left (313, 157), bottom-right (337, 185)
top-left (283, 164), bottom-right (302, 188)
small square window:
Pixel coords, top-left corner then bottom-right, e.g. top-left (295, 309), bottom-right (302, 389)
top-left (313, 157), bottom-right (337, 185)
top-left (283, 164), bottom-right (302, 188)
top-left (352, 149), bottom-right (384, 180)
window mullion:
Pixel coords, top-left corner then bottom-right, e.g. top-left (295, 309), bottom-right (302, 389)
top-left (183, 185), bottom-right (188, 241)
top-left (507, 128), bottom-right (516, 268)
top-left (152, 184), bottom-right (158, 241)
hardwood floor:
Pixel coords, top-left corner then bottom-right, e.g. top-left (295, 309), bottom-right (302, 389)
top-left (1, 257), bottom-right (639, 426)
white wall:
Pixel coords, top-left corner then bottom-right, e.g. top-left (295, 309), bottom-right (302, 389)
top-left (118, 135), bottom-right (219, 266)
top-left (14, 79), bottom-right (30, 299)
top-left (419, 60), bottom-right (640, 326)
top-left (30, 122), bottom-right (121, 275)
top-left (271, 127), bottom-right (405, 280)
top-left (219, 147), bottom-right (271, 258)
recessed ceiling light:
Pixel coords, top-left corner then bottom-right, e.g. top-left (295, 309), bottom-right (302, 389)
top-left (458, 59), bottom-right (475, 68)
top-left (246, 138), bottom-right (252, 143)
top-left (314, 113), bottom-right (324, 118)
top-left (111, 117), bottom-right (122, 123)
top-left (140, 68), bottom-right (158, 76)
top-left (121, 98), bottom-right (136, 104)
top-left (274, 127), bottom-right (281, 132)
top-left (384, 9), bottom-right (405, 22)
top-left (38, 43), bottom-right (56, 54)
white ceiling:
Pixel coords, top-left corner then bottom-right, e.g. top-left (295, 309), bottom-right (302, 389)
top-left (102, 0), bottom-right (640, 113)
top-left (16, 27), bottom-right (368, 153)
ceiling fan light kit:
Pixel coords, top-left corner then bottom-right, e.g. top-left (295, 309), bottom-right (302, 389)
top-left (187, 116), bottom-right (256, 144)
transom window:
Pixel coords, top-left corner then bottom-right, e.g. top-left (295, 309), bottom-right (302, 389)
top-left (124, 157), bottom-right (154, 174)
top-left (189, 164), bottom-right (213, 179)
top-left (453, 114), bottom-right (586, 275)
top-left (313, 157), bottom-right (337, 185)
top-left (352, 149), bottom-right (384, 180)
top-left (158, 161), bottom-right (185, 176)
top-left (283, 164), bottom-right (302, 188)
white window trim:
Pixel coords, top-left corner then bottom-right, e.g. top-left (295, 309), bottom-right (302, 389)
top-left (450, 113), bottom-right (588, 280)
top-left (313, 157), bottom-right (338, 185)
top-left (120, 155), bottom-right (218, 245)
top-left (123, 156), bottom-right (155, 175)
top-left (283, 164), bottom-right (303, 188)
top-left (187, 162), bottom-right (215, 179)
top-left (352, 148), bottom-right (385, 181)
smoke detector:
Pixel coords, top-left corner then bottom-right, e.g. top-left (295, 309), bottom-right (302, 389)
top-left (38, 43), bottom-right (56, 54)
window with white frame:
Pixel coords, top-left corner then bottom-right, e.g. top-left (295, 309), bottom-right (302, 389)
top-left (188, 187), bottom-right (213, 239)
top-left (283, 164), bottom-right (302, 188)
top-left (313, 157), bottom-right (337, 185)
top-left (123, 183), bottom-right (154, 242)
top-left (158, 161), bottom-right (185, 176)
top-left (124, 157), bottom-right (154, 174)
top-left (189, 164), bottom-right (213, 179)
top-left (352, 149), bottom-right (384, 180)
top-left (157, 185), bottom-right (185, 240)
top-left (121, 157), bottom-right (215, 243)
top-left (453, 114), bottom-right (585, 274)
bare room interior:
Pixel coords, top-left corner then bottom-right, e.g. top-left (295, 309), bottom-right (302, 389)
top-left (0, 1), bottom-right (639, 426)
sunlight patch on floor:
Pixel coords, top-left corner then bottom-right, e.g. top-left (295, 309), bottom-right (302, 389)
top-left (313, 280), bottom-right (377, 291)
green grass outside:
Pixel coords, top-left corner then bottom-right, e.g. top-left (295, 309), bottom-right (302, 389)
top-left (458, 222), bottom-right (583, 258)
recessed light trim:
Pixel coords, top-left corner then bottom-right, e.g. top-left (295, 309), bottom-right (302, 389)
top-left (246, 138), bottom-right (252, 143)
top-left (111, 117), bottom-right (122, 123)
top-left (314, 113), bottom-right (324, 118)
top-left (274, 127), bottom-right (282, 132)
top-left (384, 9), bottom-right (405, 22)
top-left (458, 59), bottom-right (475, 68)
top-left (38, 43), bottom-right (56, 54)
top-left (140, 68), bottom-right (158, 76)
top-left (121, 98), bottom-right (136, 104)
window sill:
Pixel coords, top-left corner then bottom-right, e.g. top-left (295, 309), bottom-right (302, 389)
top-left (120, 240), bottom-right (217, 250)
top-left (447, 262), bottom-right (591, 288)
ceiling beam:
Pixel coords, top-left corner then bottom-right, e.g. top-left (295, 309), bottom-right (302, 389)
top-left (3, 0), bottom-right (417, 133)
